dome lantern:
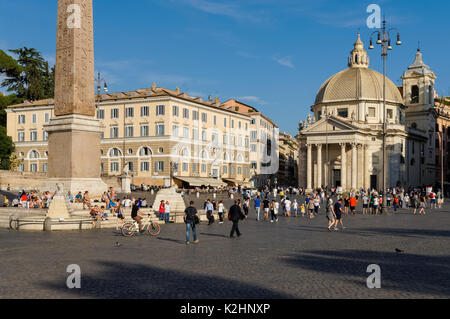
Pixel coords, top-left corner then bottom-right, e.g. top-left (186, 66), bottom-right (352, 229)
top-left (348, 33), bottom-right (369, 69)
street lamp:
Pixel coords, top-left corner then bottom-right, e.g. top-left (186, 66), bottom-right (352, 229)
top-left (95, 72), bottom-right (108, 109)
top-left (368, 18), bottom-right (402, 210)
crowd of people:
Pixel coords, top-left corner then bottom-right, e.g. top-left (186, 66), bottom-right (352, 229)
top-left (1, 183), bottom-right (446, 244)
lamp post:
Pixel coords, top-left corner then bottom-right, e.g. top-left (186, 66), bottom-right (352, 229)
top-left (368, 19), bottom-right (402, 210)
top-left (95, 72), bottom-right (108, 109)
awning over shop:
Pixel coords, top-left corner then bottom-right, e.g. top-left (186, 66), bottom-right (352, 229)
top-left (174, 177), bottom-right (227, 187)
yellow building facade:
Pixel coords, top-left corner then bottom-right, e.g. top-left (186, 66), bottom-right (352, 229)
top-left (6, 86), bottom-right (254, 187)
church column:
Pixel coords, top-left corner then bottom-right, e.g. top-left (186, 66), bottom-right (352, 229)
top-left (316, 144), bottom-right (322, 188)
top-left (351, 143), bottom-right (357, 190)
top-left (340, 143), bottom-right (347, 190)
top-left (306, 144), bottom-right (312, 190)
top-left (364, 145), bottom-right (370, 190)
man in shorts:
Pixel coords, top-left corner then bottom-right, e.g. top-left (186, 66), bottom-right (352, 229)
top-left (362, 194), bottom-right (369, 214)
top-left (262, 197), bottom-right (270, 221)
top-left (349, 195), bottom-right (357, 215)
top-left (333, 199), bottom-right (345, 230)
top-left (131, 202), bottom-right (144, 232)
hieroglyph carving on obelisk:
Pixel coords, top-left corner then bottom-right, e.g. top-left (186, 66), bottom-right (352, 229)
top-left (55, 0), bottom-right (95, 117)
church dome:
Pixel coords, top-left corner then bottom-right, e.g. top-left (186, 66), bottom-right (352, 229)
top-left (314, 33), bottom-right (404, 106)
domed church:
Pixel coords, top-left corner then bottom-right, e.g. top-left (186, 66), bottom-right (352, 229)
top-left (298, 33), bottom-right (437, 191)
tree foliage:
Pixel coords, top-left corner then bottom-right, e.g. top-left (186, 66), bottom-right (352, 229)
top-left (0, 126), bottom-right (14, 170)
top-left (0, 47), bottom-right (55, 168)
top-left (0, 47), bottom-right (54, 101)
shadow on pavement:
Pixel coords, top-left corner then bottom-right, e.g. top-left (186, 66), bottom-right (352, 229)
top-left (39, 260), bottom-right (294, 299)
top-left (280, 249), bottom-right (450, 297)
top-left (354, 227), bottom-right (450, 239)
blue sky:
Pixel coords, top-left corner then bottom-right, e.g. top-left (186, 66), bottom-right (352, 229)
top-left (1, 0), bottom-right (450, 135)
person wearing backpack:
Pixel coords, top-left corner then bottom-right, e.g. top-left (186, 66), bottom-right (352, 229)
top-left (184, 201), bottom-right (200, 245)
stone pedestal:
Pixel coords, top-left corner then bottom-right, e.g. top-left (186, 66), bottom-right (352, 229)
top-left (120, 174), bottom-right (131, 194)
top-left (42, 115), bottom-right (107, 197)
top-left (152, 187), bottom-right (186, 223)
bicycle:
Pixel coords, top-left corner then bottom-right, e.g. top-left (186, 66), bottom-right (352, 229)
top-left (121, 214), bottom-right (161, 237)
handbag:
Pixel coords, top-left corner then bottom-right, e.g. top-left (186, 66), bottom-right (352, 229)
top-left (194, 215), bottom-right (200, 225)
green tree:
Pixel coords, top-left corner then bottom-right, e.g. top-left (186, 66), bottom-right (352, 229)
top-left (0, 47), bottom-right (55, 169)
top-left (0, 126), bottom-right (14, 170)
top-left (0, 47), bottom-right (54, 101)
top-left (0, 93), bottom-right (21, 126)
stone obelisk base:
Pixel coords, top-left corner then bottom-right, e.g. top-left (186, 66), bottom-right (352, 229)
top-left (42, 114), bottom-right (107, 198)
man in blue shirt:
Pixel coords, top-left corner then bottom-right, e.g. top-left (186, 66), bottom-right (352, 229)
top-left (254, 196), bottom-right (261, 221)
top-left (205, 199), bottom-right (214, 225)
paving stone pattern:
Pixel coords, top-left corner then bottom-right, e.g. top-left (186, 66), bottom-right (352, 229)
top-left (1, 195), bottom-right (449, 299)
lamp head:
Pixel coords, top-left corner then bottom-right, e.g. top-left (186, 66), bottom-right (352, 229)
top-left (396, 33), bottom-right (402, 45)
top-left (376, 33), bottom-right (382, 44)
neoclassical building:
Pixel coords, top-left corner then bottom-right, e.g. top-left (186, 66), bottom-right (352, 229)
top-left (298, 34), bottom-right (437, 191)
top-left (6, 85), bottom-right (261, 188)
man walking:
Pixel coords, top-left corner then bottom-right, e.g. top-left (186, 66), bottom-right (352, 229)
top-left (184, 201), bottom-right (200, 245)
top-left (205, 199), bottom-right (214, 225)
top-left (229, 200), bottom-right (244, 238)
top-left (333, 198), bottom-right (346, 230)
top-left (254, 196), bottom-right (261, 221)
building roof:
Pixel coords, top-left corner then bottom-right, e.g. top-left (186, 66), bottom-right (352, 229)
top-left (7, 85), bottom-right (248, 118)
top-left (222, 99), bottom-right (278, 128)
top-left (403, 49), bottom-right (434, 77)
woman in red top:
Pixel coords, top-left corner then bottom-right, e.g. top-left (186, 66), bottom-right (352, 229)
top-left (159, 200), bottom-right (165, 221)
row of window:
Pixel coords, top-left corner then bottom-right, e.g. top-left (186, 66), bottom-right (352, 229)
top-left (17, 163), bottom-right (47, 173)
top-left (105, 160), bottom-right (248, 176)
top-left (107, 124), bottom-right (250, 146)
top-left (97, 105), bottom-right (249, 129)
top-left (18, 113), bottom-right (51, 125)
top-left (17, 130), bottom-right (48, 142)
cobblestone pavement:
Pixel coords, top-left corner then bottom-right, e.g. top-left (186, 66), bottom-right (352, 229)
top-left (1, 201), bottom-right (449, 299)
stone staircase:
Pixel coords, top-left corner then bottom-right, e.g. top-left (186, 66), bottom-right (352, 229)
top-left (0, 200), bottom-right (221, 231)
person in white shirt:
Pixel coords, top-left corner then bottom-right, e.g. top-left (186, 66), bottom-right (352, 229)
top-left (164, 201), bottom-right (171, 224)
top-left (362, 194), bottom-right (369, 214)
top-left (293, 200), bottom-right (299, 217)
top-left (284, 198), bottom-right (292, 217)
top-left (373, 196), bottom-right (380, 215)
top-left (218, 201), bottom-right (225, 224)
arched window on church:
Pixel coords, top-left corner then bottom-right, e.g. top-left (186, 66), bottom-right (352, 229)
top-left (411, 85), bottom-right (419, 104)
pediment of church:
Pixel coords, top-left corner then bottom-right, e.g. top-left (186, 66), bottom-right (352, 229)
top-left (302, 116), bottom-right (358, 134)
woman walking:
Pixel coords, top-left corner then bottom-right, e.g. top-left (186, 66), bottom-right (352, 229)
top-left (325, 195), bottom-right (336, 232)
top-left (417, 195), bottom-right (427, 215)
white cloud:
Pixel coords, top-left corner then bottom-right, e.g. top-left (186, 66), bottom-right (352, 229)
top-left (176, 0), bottom-right (269, 23)
top-left (274, 56), bottom-right (295, 68)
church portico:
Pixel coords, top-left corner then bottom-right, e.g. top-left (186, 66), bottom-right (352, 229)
top-left (303, 138), bottom-right (369, 191)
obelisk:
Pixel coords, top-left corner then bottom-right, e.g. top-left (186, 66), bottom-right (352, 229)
top-left (43, 0), bottom-right (107, 197)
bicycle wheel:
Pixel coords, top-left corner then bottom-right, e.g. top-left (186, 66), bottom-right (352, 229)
top-left (148, 222), bottom-right (161, 236)
top-left (121, 223), bottom-right (136, 237)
